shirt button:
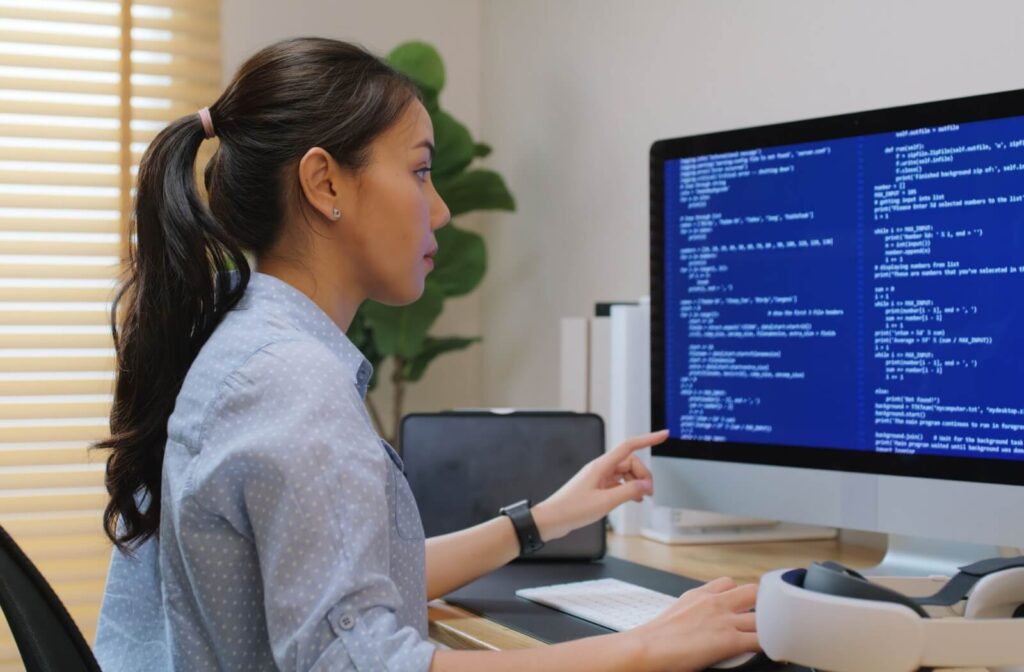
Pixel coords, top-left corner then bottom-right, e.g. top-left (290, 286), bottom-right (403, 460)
top-left (338, 613), bottom-right (356, 631)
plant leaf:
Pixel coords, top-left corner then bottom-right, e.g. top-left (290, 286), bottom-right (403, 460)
top-left (402, 336), bottom-right (481, 383)
top-left (435, 169), bottom-right (515, 218)
top-left (420, 88), bottom-right (440, 114)
top-left (473, 142), bottom-right (492, 158)
top-left (362, 280), bottom-right (445, 359)
top-left (431, 110), bottom-right (475, 179)
top-left (431, 224), bottom-right (486, 297)
top-left (387, 41), bottom-right (445, 93)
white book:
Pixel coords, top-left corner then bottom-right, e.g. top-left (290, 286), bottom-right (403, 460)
top-left (588, 313), bottom-right (611, 436)
top-left (608, 301), bottom-right (651, 535)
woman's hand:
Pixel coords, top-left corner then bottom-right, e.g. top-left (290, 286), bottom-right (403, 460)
top-left (531, 429), bottom-right (668, 542)
top-left (632, 577), bottom-right (760, 672)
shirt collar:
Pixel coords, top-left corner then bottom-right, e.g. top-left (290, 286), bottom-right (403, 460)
top-left (234, 271), bottom-right (374, 398)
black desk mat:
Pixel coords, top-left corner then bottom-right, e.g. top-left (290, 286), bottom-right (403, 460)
top-left (445, 556), bottom-right (808, 671)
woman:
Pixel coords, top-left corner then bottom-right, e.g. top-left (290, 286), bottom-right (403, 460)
top-left (94, 37), bottom-right (758, 671)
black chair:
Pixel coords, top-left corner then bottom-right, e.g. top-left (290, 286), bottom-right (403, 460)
top-left (0, 523), bottom-right (101, 671)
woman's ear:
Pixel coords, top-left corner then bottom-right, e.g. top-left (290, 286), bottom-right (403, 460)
top-left (297, 147), bottom-right (348, 222)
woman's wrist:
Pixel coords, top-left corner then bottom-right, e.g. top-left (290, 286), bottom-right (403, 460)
top-left (530, 500), bottom-right (567, 543)
top-left (609, 630), bottom-right (652, 672)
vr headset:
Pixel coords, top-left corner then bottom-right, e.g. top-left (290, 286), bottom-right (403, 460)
top-left (757, 556), bottom-right (1024, 672)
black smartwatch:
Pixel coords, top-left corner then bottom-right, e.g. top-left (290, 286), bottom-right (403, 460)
top-left (499, 499), bottom-right (545, 557)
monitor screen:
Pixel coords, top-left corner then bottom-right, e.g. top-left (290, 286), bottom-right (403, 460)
top-left (651, 88), bottom-right (1024, 486)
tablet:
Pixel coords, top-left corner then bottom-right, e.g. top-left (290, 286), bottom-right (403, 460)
top-left (399, 410), bottom-right (606, 560)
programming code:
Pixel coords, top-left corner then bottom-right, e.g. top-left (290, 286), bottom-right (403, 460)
top-left (663, 115), bottom-right (1024, 461)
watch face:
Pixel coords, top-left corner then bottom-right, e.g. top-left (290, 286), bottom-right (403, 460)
top-left (502, 499), bottom-right (529, 514)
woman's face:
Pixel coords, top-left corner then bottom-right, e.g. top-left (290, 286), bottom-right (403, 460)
top-left (345, 99), bottom-right (450, 306)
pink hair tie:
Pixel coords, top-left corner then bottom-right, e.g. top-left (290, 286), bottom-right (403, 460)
top-left (197, 107), bottom-right (215, 139)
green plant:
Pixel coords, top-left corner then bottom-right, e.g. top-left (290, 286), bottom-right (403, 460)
top-left (348, 41), bottom-right (515, 446)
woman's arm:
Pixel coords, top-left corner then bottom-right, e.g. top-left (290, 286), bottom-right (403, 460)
top-left (425, 430), bottom-right (665, 600)
top-left (425, 503), bottom-right (558, 600)
top-left (429, 579), bottom-right (761, 672)
top-left (430, 631), bottom-right (642, 672)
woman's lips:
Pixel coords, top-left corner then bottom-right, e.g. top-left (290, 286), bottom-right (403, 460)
top-left (424, 245), bottom-right (438, 269)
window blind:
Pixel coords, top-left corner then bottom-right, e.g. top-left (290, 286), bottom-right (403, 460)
top-left (0, 0), bottom-right (220, 666)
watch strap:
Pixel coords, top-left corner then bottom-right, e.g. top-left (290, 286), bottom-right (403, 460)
top-left (499, 499), bottom-right (544, 556)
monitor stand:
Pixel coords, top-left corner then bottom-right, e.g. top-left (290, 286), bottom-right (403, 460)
top-left (867, 534), bottom-right (1020, 577)
top-left (640, 505), bottom-right (836, 545)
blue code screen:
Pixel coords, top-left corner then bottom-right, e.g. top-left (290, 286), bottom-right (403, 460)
top-left (663, 116), bottom-right (1024, 461)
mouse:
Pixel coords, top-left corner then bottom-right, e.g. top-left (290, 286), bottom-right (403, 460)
top-left (707, 651), bottom-right (784, 670)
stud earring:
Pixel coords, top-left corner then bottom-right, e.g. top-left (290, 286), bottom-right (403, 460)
top-left (331, 207), bottom-right (341, 220)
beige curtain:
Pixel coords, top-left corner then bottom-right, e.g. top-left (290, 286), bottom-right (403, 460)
top-left (0, 1), bottom-right (221, 667)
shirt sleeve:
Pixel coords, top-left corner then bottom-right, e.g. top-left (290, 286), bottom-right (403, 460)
top-left (190, 339), bottom-right (436, 672)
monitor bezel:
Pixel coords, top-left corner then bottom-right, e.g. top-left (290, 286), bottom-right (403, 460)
top-left (650, 87), bottom-right (1024, 487)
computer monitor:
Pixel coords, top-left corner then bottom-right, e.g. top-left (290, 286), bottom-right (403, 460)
top-left (650, 88), bottom-right (1024, 574)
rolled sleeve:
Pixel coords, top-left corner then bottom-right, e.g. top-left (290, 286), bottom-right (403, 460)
top-left (192, 339), bottom-right (435, 672)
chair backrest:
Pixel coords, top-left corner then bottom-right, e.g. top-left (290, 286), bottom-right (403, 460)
top-left (0, 523), bottom-right (101, 672)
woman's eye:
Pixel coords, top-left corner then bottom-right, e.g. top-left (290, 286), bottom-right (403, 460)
top-left (415, 167), bottom-right (431, 182)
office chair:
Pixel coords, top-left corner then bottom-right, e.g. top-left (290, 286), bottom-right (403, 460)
top-left (0, 523), bottom-right (101, 671)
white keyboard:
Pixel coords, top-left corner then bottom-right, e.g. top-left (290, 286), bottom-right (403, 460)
top-left (515, 578), bottom-right (677, 631)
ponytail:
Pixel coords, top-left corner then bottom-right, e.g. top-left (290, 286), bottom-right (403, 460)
top-left (98, 112), bottom-right (249, 551)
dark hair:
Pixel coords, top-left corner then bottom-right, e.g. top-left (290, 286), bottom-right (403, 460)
top-left (96, 37), bottom-right (420, 551)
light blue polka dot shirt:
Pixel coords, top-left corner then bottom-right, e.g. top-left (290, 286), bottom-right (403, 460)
top-left (94, 272), bottom-right (436, 672)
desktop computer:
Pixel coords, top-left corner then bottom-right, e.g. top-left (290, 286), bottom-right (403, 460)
top-left (446, 89), bottom-right (1024, 664)
top-left (650, 87), bottom-right (1024, 576)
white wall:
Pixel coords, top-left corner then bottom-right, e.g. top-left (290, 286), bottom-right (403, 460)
top-left (221, 0), bottom-right (485, 436)
top-left (221, 0), bottom-right (1024, 417)
top-left (222, 1), bottom-right (482, 130)
top-left (476, 0), bottom-right (1024, 407)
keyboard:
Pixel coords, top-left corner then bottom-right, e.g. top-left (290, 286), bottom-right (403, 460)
top-left (515, 577), bottom-right (677, 631)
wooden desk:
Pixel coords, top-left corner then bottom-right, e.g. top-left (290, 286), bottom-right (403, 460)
top-left (428, 532), bottom-right (883, 652)
top-left (427, 534), bottom-right (987, 671)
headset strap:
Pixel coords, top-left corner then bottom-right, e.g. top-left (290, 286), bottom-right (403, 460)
top-left (915, 556), bottom-right (1024, 606)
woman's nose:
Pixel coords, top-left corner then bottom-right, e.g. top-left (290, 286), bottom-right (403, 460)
top-left (431, 192), bottom-right (451, 230)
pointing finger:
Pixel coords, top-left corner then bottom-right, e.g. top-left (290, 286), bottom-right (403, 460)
top-left (607, 429), bottom-right (669, 463)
